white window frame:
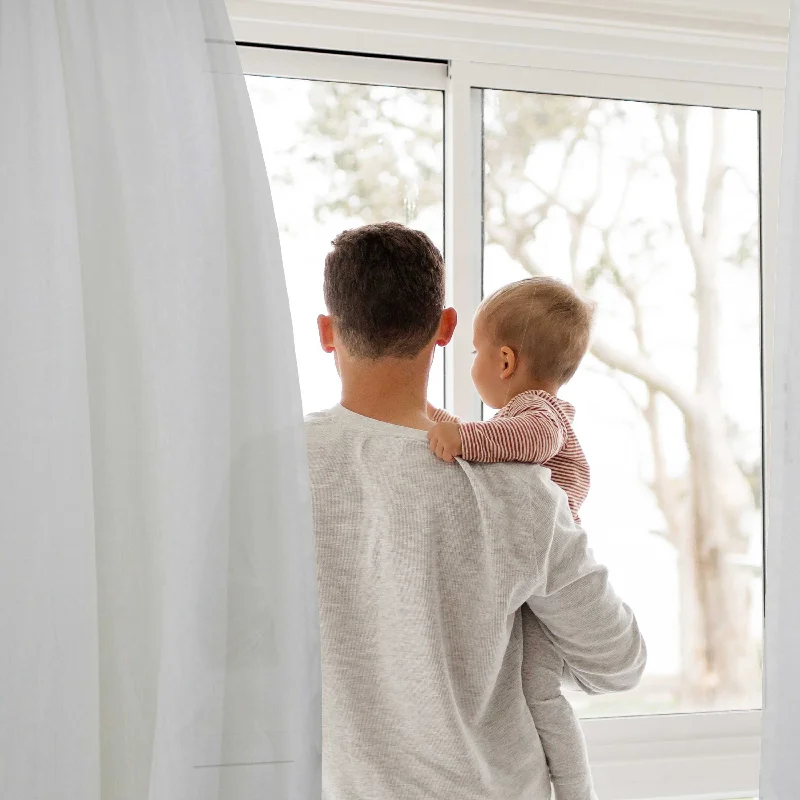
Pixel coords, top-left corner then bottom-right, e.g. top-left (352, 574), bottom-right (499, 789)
top-left (236, 11), bottom-right (781, 794)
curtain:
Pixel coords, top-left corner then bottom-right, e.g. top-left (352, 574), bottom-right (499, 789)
top-left (761, 1), bottom-right (800, 797)
top-left (0, 2), bottom-right (320, 798)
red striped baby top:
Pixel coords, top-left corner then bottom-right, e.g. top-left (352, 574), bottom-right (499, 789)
top-left (433, 390), bottom-right (589, 522)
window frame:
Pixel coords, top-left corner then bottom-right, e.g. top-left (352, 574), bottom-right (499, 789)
top-left (238, 35), bottom-right (776, 800)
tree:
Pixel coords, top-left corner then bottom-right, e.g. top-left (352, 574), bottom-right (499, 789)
top-left (293, 83), bottom-right (762, 707)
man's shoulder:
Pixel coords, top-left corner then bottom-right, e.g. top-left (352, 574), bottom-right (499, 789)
top-left (460, 459), bottom-right (563, 513)
top-left (457, 460), bottom-right (570, 584)
top-left (304, 408), bottom-right (334, 425)
top-left (302, 406), bottom-right (564, 514)
top-left (304, 408), bottom-right (342, 451)
top-left (304, 408), bottom-right (342, 434)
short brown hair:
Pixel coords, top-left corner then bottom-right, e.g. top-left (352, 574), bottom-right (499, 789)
top-left (324, 222), bottom-right (445, 359)
top-left (478, 277), bottom-right (594, 385)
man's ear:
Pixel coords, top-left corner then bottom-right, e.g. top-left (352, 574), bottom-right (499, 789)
top-left (500, 345), bottom-right (517, 379)
top-left (318, 314), bottom-right (335, 354)
top-left (435, 307), bottom-right (458, 346)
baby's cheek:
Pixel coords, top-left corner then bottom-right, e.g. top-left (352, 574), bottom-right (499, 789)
top-left (472, 362), bottom-right (489, 396)
top-left (474, 358), bottom-right (490, 386)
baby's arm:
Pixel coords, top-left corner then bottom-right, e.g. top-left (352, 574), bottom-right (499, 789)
top-left (459, 401), bottom-right (567, 463)
top-left (427, 403), bottom-right (459, 425)
top-left (427, 400), bottom-right (567, 464)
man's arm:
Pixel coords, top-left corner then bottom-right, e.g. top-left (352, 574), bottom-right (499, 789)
top-left (526, 491), bottom-right (646, 695)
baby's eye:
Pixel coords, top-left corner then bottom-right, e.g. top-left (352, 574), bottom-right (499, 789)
top-left (471, 350), bottom-right (477, 356)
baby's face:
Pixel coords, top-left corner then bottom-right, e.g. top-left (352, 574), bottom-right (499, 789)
top-left (470, 315), bottom-right (509, 410)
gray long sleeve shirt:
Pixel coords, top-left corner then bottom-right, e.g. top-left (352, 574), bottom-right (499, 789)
top-left (306, 405), bottom-right (646, 800)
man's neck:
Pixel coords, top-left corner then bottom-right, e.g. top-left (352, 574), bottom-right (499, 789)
top-left (339, 354), bottom-right (433, 431)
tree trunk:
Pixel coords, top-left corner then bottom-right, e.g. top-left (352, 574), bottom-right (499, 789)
top-left (679, 407), bottom-right (758, 706)
top-left (662, 106), bottom-right (759, 706)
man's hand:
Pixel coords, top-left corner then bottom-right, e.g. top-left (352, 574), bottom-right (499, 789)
top-left (426, 401), bottom-right (438, 420)
top-left (427, 422), bottom-right (463, 463)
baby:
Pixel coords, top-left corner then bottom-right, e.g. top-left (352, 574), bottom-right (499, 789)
top-left (428, 276), bottom-right (597, 800)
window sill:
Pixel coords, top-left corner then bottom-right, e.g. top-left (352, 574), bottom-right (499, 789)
top-left (583, 711), bottom-right (761, 800)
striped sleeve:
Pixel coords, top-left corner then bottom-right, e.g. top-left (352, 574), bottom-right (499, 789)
top-left (459, 405), bottom-right (567, 464)
top-left (430, 407), bottom-right (460, 425)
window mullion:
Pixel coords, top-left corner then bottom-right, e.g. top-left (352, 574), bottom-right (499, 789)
top-left (444, 64), bottom-right (483, 420)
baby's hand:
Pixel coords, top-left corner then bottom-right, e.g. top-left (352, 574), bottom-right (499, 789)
top-left (427, 422), bottom-right (463, 463)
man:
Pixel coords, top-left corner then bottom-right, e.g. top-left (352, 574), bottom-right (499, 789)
top-left (306, 222), bottom-right (646, 799)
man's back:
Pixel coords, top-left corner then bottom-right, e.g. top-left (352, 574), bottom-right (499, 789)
top-left (307, 405), bottom-right (645, 800)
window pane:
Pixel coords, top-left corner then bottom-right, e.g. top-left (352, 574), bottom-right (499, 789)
top-left (482, 90), bottom-right (762, 716)
top-left (246, 76), bottom-right (445, 413)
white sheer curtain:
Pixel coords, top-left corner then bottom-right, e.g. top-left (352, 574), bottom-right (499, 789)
top-left (0, 2), bottom-right (320, 799)
top-left (761, 1), bottom-right (800, 797)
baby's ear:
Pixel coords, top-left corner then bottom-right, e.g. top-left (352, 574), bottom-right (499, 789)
top-left (500, 345), bottom-right (517, 379)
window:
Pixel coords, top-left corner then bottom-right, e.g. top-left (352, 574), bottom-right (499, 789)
top-left (245, 57), bottom-right (445, 413)
top-left (239, 27), bottom-right (775, 799)
top-left (481, 90), bottom-right (762, 718)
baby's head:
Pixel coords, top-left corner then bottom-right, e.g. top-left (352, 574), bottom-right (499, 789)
top-left (471, 277), bottom-right (594, 409)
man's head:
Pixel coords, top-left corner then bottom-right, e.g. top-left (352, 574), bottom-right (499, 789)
top-left (471, 277), bottom-right (594, 408)
top-left (318, 222), bottom-right (454, 361)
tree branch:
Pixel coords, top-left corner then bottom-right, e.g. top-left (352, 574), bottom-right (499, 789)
top-left (590, 339), bottom-right (696, 416)
top-left (701, 108), bottom-right (727, 263)
top-left (656, 107), bottom-right (704, 267)
top-left (487, 216), bottom-right (696, 417)
top-left (649, 527), bottom-right (675, 544)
